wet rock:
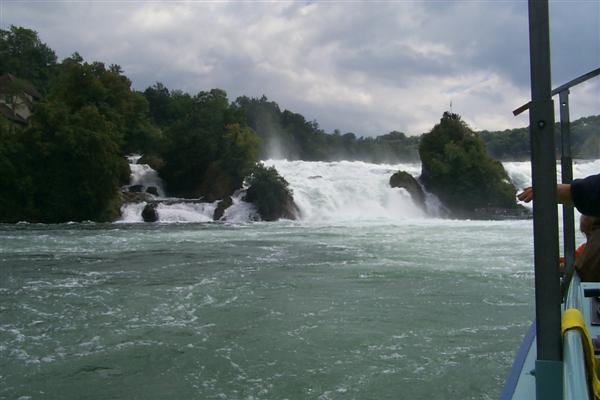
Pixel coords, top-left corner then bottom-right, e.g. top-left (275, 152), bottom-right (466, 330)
top-left (138, 154), bottom-right (165, 171)
top-left (244, 164), bottom-right (300, 221)
top-left (213, 196), bottom-right (233, 221)
top-left (141, 203), bottom-right (159, 222)
top-left (389, 171), bottom-right (426, 210)
top-left (145, 186), bottom-right (159, 196)
top-left (129, 184), bottom-right (144, 193)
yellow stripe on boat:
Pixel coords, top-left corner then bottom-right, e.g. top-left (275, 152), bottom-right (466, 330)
top-left (562, 308), bottom-right (600, 399)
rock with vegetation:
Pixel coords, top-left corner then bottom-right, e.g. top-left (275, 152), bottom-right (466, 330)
top-left (244, 163), bottom-right (299, 221)
top-left (419, 112), bottom-right (520, 219)
top-left (389, 171), bottom-right (426, 210)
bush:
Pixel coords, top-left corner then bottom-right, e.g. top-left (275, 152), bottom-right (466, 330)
top-left (419, 112), bottom-right (517, 216)
top-left (244, 163), bottom-right (297, 221)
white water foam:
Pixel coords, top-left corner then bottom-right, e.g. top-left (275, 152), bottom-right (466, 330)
top-left (263, 159), bottom-right (429, 223)
top-left (119, 156), bottom-right (599, 224)
top-left (126, 155), bottom-right (166, 197)
top-left (504, 159), bottom-right (600, 191)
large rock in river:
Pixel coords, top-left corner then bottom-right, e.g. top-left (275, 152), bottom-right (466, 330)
top-left (213, 196), bottom-right (233, 221)
top-left (419, 112), bottom-right (520, 219)
top-left (389, 171), bottom-right (426, 210)
top-left (141, 203), bottom-right (159, 222)
top-left (244, 164), bottom-right (300, 221)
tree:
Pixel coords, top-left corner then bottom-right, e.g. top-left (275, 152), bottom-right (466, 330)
top-left (0, 117), bottom-right (35, 222)
top-left (0, 26), bottom-right (57, 93)
top-left (24, 104), bottom-right (128, 222)
top-left (50, 56), bottom-right (160, 154)
top-left (158, 89), bottom-right (259, 200)
top-left (419, 112), bottom-right (517, 216)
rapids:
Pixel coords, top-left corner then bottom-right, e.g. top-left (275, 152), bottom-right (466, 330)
top-left (1, 158), bottom-right (598, 399)
top-left (120, 157), bottom-right (600, 223)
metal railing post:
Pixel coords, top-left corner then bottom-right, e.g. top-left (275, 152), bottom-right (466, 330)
top-left (559, 90), bottom-right (577, 295)
top-left (527, 1), bottom-right (563, 398)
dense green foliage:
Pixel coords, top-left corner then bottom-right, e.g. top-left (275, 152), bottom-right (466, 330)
top-left (234, 96), bottom-right (420, 162)
top-left (0, 119), bottom-right (35, 222)
top-left (157, 89), bottom-right (259, 200)
top-left (0, 25), bottom-right (57, 93)
top-left (480, 115), bottom-right (600, 160)
top-left (244, 163), bottom-right (297, 221)
top-left (23, 103), bottom-right (129, 222)
top-left (420, 112), bottom-right (518, 216)
top-left (0, 28), bottom-right (144, 222)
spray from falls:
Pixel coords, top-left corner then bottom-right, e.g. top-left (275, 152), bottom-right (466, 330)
top-left (119, 157), bottom-right (435, 223)
top-left (118, 157), bottom-right (599, 224)
top-left (262, 159), bottom-right (432, 222)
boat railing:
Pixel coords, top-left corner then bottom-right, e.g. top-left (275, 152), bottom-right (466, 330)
top-left (504, 2), bottom-right (599, 398)
top-left (563, 273), bottom-right (591, 399)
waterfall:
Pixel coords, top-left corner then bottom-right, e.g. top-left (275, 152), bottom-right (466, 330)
top-left (262, 159), bottom-right (430, 222)
top-left (126, 155), bottom-right (166, 197)
top-left (118, 157), bottom-right (600, 224)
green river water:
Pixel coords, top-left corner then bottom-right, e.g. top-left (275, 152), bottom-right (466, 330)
top-left (1, 219), bottom-right (535, 399)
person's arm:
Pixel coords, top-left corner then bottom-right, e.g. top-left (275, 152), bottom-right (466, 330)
top-left (517, 173), bottom-right (600, 217)
top-left (517, 184), bottom-right (572, 204)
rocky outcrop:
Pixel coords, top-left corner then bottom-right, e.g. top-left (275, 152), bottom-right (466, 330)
top-left (389, 171), bottom-right (426, 210)
top-left (244, 164), bottom-right (300, 221)
top-left (419, 112), bottom-right (520, 219)
top-left (213, 196), bottom-right (233, 221)
top-left (141, 203), bottom-right (159, 222)
top-left (145, 186), bottom-right (159, 196)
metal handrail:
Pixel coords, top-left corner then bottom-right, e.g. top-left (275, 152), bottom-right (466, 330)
top-left (512, 68), bottom-right (600, 116)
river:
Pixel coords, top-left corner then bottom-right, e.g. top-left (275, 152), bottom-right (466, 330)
top-left (1, 159), bottom-right (598, 399)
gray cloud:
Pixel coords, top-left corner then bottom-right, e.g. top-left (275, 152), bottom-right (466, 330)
top-left (1, 0), bottom-right (598, 136)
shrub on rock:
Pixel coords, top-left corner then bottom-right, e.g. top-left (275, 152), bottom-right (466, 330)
top-left (244, 163), bottom-right (299, 221)
top-left (419, 112), bottom-right (518, 218)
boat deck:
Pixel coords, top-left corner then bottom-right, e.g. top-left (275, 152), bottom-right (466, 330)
top-left (502, 276), bottom-right (600, 400)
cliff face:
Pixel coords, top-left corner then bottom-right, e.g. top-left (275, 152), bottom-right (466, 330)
top-left (419, 112), bottom-right (520, 219)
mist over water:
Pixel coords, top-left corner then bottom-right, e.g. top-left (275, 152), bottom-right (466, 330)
top-left (1, 158), bottom-right (598, 399)
top-left (121, 157), bottom-right (600, 223)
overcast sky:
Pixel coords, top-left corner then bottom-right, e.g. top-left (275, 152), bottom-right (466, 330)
top-left (1, 0), bottom-right (598, 136)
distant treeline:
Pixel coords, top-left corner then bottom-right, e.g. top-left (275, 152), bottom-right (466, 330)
top-left (234, 96), bottom-right (421, 162)
top-left (142, 85), bottom-right (421, 163)
top-left (480, 115), bottom-right (600, 160)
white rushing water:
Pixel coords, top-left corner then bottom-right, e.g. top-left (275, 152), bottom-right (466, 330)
top-left (126, 155), bottom-right (166, 197)
top-left (119, 157), bottom-right (600, 223)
